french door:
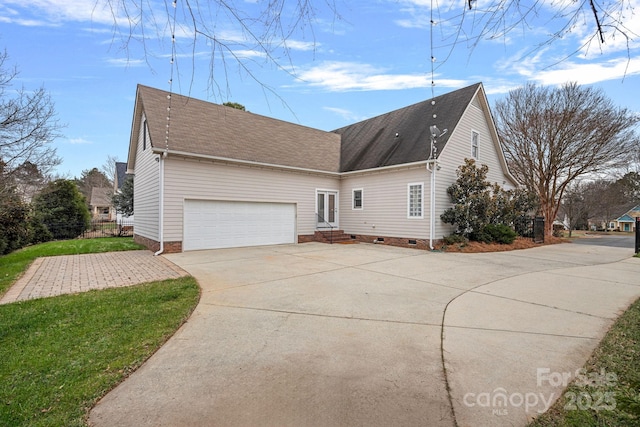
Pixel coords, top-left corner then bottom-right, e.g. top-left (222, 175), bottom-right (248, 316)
top-left (316, 190), bottom-right (338, 228)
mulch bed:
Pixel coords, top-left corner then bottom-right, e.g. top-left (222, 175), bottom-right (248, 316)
top-left (435, 236), bottom-right (567, 253)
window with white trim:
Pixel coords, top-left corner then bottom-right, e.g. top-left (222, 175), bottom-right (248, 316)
top-left (407, 183), bottom-right (423, 218)
top-left (143, 120), bottom-right (148, 150)
top-left (471, 131), bottom-right (479, 159)
top-left (352, 189), bottom-right (363, 210)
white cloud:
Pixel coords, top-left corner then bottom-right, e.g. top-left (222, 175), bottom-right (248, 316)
top-left (281, 40), bottom-right (317, 51)
top-left (105, 58), bottom-right (147, 67)
top-left (531, 57), bottom-right (640, 86)
top-left (66, 137), bottom-right (93, 145)
top-left (323, 107), bottom-right (367, 122)
top-left (294, 61), bottom-right (467, 92)
top-left (2, 0), bottom-right (121, 25)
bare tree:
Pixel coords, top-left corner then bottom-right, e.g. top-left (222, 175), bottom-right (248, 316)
top-left (495, 82), bottom-right (639, 237)
top-left (560, 181), bottom-right (591, 237)
top-left (101, 155), bottom-right (119, 187)
top-left (0, 50), bottom-right (63, 188)
top-left (444, 1), bottom-right (637, 62)
top-left (103, 0), bottom-right (340, 99)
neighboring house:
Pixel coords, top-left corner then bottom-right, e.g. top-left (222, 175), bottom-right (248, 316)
top-left (90, 187), bottom-right (115, 220)
top-left (614, 205), bottom-right (640, 232)
top-left (114, 161), bottom-right (135, 224)
top-left (126, 82), bottom-right (518, 253)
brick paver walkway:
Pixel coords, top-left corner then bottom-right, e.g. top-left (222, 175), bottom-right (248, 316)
top-left (0, 251), bottom-right (189, 304)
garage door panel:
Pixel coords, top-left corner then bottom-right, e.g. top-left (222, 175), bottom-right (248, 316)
top-left (184, 200), bottom-right (295, 251)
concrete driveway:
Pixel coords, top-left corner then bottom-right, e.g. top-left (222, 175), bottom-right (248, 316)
top-left (89, 242), bottom-right (640, 427)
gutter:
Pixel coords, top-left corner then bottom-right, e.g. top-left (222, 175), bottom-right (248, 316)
top-left (154, 152), bottom-right (167, 256)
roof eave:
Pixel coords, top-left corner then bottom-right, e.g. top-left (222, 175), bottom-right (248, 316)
top-left (150, 147), bottom-right (341, 176)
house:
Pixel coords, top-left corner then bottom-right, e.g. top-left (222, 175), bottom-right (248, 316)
top-left (126, 82), bottom-right (518, 253)
top-left (614, 205), bottom-right (640, 232)
top-left (89, 187), bottom-right (114, 220)
top-left (114, 162), bottom-right (134, 224)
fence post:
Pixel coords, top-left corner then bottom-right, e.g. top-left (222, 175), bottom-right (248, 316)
top-left (534, 217), bottom-right (545, 244)
top-left (636, 216), bottom-right (640, 254)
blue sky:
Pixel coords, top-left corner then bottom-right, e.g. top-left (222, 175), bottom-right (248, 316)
top-left (2, 0), bottom-right (639, 179)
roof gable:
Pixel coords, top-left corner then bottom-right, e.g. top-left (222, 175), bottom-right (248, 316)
top-left (334, 83), bottom-right (482, 172)
top-left (131, 85), bottom-right (341, 173)
top-left (90, 187), bottom-right (112, 207)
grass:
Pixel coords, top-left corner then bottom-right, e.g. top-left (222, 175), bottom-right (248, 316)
top-left (0, 238), bottom-right (200, 426)
top-left (0, 278), bottom-right (200, 426)
top-left (0, 238), bottom-right (144, 297)
top-left (530, 296), bottom-right (640, 426)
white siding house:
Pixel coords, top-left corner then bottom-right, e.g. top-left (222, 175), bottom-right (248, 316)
top-left (126, 83), bottom-right (518, 253)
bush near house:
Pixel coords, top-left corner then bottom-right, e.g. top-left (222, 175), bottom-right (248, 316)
top-left (441, 159), bottom-right (537, 244)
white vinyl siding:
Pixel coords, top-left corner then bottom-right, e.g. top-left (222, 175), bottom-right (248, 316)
top-left (132, 113), bottom-right (160, 241)
top-left (407, 183), bottom-right (424, 219)
top-left (435, 92), bottom-right (514, 238)
top-left (339, 166), bottom-right (430, 238)
top-left (162, 157), bottom-right (339, 243)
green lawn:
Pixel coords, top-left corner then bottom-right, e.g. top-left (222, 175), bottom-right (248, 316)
top-left (530, 296), bottom-right (640, 426)
top-left (0, 239), bottom-right (200, 426)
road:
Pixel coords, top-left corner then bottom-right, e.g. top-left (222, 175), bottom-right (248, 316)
top-left (570, 233), bottom-right (636, 248)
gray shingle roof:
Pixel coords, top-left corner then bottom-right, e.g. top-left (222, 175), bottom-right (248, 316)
top-left (90, 187), bottom-right (112, 207)
top-left (115, 162), bottom-right (128, 190)
top-left (133, 83), bottom-right (484, 174)
top-left (137, 85), bottom-right (342, 173)
top-left (334, 83), bottom-right (482, 172)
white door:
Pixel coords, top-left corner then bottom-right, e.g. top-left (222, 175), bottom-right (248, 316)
top-left (316, 191), bottom-right (338, 228)
top-left (183, 200), bottom-right (296, 251)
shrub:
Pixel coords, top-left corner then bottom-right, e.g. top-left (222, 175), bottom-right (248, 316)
top-left (0, 191), bottom-right (32, 255)
top-left (476, 224), bottom-right (517, 244)
top-left (442, 233), bottom-right (468, 245)
top-left (32, 180), bottom-right (91, 240)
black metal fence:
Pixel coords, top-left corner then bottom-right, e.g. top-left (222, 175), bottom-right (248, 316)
top-left (514, 216), bottom-right (545, 243)
top-left (43, 219), bottom-right (134, 240)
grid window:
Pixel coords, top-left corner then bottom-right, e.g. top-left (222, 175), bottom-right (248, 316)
top-left (408, 183), bottom-right (423, 218)
top-left (471, 131), bottom-right (479, 159)
top-left (353, 189), bottom-right (363, 209)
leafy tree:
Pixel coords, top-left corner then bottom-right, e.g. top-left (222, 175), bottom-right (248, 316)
top-left (441, 159), bottom-right (536, 242)
top-left (75, 168), bottom-right (111, 204)
top-left (495, 83), bottom-right (639, 238)
top-left (112, 176), bottom-right (134, 217)
top-left (32, 180), bottom-right (91, 240)
top-left (441, 159), bottom-right (493, 238)
top-left (0, 185), bottom-right (32, 255)
top-left (223, 102), bottom-right (246, 111)
top-left (616, 172), bottom-right (640, 205)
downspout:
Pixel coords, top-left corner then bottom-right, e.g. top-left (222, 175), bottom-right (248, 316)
top-left (428, 160), bottom-right (436, 250)
top-left (154, 152), bottom-right (167, 256)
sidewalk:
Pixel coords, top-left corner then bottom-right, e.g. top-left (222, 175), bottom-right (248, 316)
top-left (0, 250), bottom-right (188, 304)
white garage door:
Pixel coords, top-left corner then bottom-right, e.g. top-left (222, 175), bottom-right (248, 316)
top-left (183, 200), bottom-right (296, 251)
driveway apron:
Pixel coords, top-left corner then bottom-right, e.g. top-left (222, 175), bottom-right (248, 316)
top-left (89, 242), bottom-right (640, 427)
